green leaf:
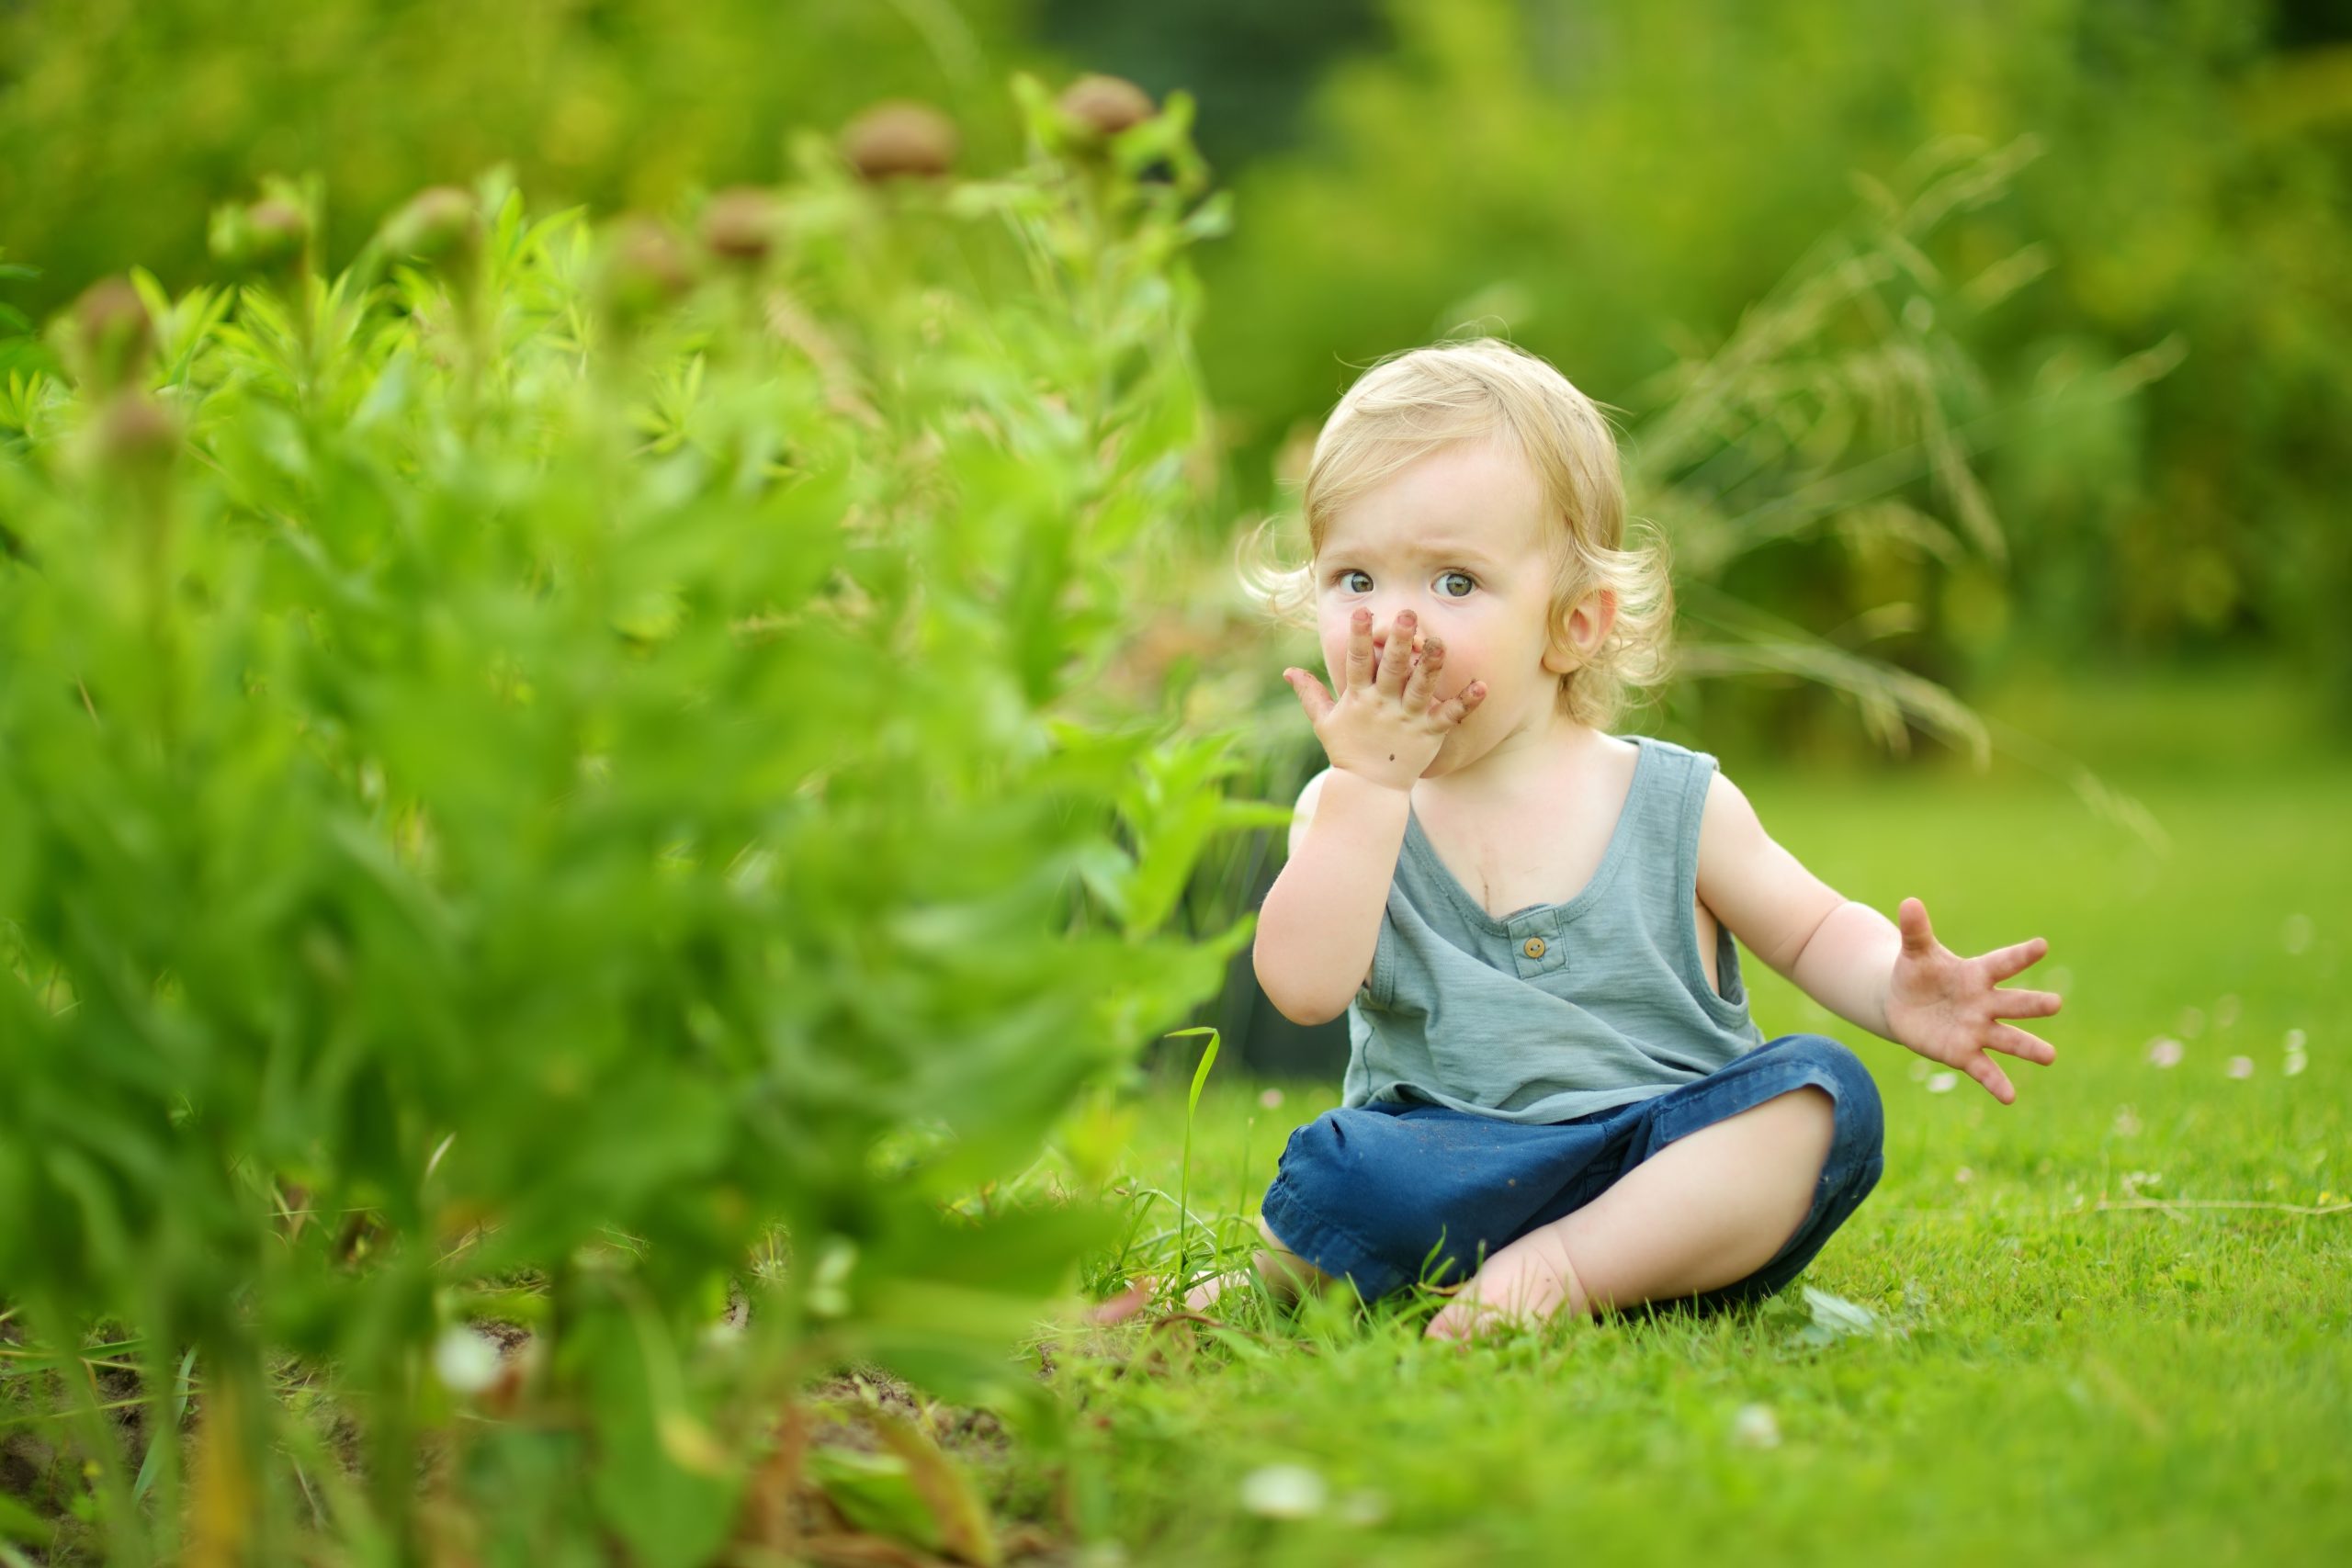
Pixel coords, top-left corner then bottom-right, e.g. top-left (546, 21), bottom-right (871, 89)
top-left (806, 1447), bottom-right (943, 1554)
top-left (0, 1494), bottom-right (55, 1547)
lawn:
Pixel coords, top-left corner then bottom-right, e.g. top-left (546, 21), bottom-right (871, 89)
top-left (1031, 664), bottom-right (2350, 1565)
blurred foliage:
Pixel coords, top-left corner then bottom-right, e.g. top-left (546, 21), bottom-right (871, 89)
top-left (0, 0), bottom-right (1052, 321)
top-left (10, 0), bottom-right (2349, 703)
top-left (1192, 0), bottom-right (2352, 731)
top-left (1037, 0), bottom-right (1392, 171)
top-left (0, 77), bottom-right (1274, 1559)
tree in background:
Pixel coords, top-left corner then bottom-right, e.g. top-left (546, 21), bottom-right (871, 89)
top-left (1186, 0), bottom-right (2352, 722)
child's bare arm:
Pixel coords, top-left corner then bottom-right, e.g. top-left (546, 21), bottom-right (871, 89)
top-left (1258, 607), bottom-right (1486, 1027)
top-left (1691, 774), bottom-right (1894, 1035)
top-left (1253, 766), bottom-right (1410, 1026)
top-left (1695, 772), bottom-right (2064, 1103)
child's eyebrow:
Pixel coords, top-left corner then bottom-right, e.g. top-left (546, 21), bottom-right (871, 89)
top-left (1322, 541), bottom-right (1502, 569)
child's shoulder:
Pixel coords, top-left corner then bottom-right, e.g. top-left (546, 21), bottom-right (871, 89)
top-left (1624, 731), bottom-right (1717, 766)
top-left (1624, 731), bottom-right (1728, 791)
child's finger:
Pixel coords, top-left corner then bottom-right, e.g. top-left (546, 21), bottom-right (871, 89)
top-left (1376, 612), bottom-right (1417, 694)
top-left (1282, 668), bottom-right (1334, 726)
top-left (1896, 897), bottom-right (1938, 956)
top-left (1963, 1053), bottom-right (2018, 1105)
top-left (1442, 680), bottom-right (1487, 724)
top-left (1987, 1022), bottom-right (2057, 1066)
top-left (1977, 935), bottom-right (2050, 980)
top-left (1992, 987), bottom-right (2063, 1020)
top-left (1403, 636), bottom-right (1445, 705)
top-left (1344, 608), bottom-right (1374, 692)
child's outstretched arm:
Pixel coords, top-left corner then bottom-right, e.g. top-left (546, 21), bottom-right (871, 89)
top-left (1694, 772), bottom-right (2064, 1104)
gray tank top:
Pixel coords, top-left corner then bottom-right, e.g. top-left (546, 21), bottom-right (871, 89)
top-left (1343, 734), bottom-right (1766, 1123)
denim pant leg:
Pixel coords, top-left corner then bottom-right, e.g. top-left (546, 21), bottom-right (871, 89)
top-left (1607, 1032), bottom-right (1888, 1315)
top-left (1260, 1101), bottom-right (1624, 1301)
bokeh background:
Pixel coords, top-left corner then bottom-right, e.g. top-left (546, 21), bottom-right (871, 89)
top-left (6, 0), bottom-right (2347, 1074)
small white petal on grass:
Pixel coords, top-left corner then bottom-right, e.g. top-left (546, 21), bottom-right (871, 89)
top-left (1240, 1463), bottom-right (1328, 1519)
top-left (2112, 1105), bottom-right (2142, 1137)
top-left (433, 1325), bottom-right (502, 1394)
top-left (2285, 1052), bottom-right (2308, 1077)
top-left (1925, 1071), bottom-right (1958, 1094)
top-left (1258, 1087), bottom-right (1285, 1110)
top-left (2215, 994), bottom-right (2241, 1029)
top-left (1730, 1404), bottom-right (1781, 1450)
top-left (2179, 1006), bottom-right (2206, 1039)
top-left (2147, 1037), bottom-right (2184, 1068)
top-left (2226, 1055), bottom-right (2255, 1079)
top-left (2283, 913), bottom-right (2313, 954)
top-left (2285, 1028), bottom-right (2307, 1052)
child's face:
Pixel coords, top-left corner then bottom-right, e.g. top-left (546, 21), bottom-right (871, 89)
top-left (1314, 439), bottom-right (1572, 775)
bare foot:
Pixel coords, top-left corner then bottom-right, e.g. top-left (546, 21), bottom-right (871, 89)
top-left (1424, 1224), bottom-right (1587, 1342)
top-left (1080, 1266), bottom-right (1251, 1325)
top-left (1184, 1268), bottom-right (1252, 1313)
top-left (1089, 1219), bottom-right (1334, 1325)
top-left (1084, 1277), bottom-right (1155, 1325)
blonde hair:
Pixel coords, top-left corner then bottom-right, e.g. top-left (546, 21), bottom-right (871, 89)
top-left (1238, 336), bottom-right (1673, 731)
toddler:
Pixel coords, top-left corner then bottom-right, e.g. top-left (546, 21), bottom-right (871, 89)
top-left (1211, 338), bottom-right (2062, 1340)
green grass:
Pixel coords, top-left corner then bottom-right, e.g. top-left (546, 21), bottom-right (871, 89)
top-left (1037, 666), bottom-right (2350, 1565)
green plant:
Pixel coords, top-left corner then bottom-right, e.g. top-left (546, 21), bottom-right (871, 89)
top-left (0, 0), bottom-right (1050, 323)
top-left (0, 75), bottom-right (1275, 1562)
top-left (1161, 1024), bottom-right (1225, 1298)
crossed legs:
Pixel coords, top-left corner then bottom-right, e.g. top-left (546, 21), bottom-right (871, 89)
top-left (1191, 1085), bottom-right (1838, 1335)
top-left (1424, 1083), bottom-right (1836, 1338)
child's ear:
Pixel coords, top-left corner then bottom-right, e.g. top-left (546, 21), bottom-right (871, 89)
top-left (1541, 586), bottom-right (1620, 675)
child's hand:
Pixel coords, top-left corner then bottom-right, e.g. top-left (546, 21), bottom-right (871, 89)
top-left (1282, 607), bottom-right (1487, 793)
top-left (1883, 897), bottom-right (2063, 1105)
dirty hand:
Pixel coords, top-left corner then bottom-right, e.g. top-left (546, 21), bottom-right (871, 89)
top-left (1281, 607), bottom-right (1487, 793)
top-left (1883, 896), bottom-right (2063, 1105)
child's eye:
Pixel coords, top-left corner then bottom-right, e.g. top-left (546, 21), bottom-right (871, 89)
top-left (1336, 569), bottom-right (1372, 593)
top-left (1438, 570), bottom-right (1476, 598)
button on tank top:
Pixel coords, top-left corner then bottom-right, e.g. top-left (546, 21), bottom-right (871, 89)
top-left (1343, 734), bottom-right (1767, 1123)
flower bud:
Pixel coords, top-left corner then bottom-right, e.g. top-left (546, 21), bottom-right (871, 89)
top-left (207, 197), bottom-right (311, 276)
top-left (91, 393), bottom-right (183, 475)
top-left (381, 186), bottom-right (482, 264)
top-left (67, 277), bottom-right (155, 395)
top-left (596, 215), bottom-right (696, 333)
top-left (840, 101), bottom-right (959, 181)
top-left (1057, 74), bottom-right (1157, 142)
top-left (699, 186), bottom-right (781, 265)
top-left (244, 198), bottom-right (311, 270)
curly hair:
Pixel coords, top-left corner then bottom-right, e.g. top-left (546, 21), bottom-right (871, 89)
top-left (1237, 336), bottom-right (1673, 730)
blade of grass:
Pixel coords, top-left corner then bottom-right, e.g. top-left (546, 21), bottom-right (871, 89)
top-left (1161, 1026), bottom-right (1221, 1298)
top-left (132, 1345), bottom-right (197, 1502)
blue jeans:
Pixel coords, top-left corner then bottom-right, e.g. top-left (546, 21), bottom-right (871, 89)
top-left (1259, 1033), bottom-right (1886, 1316)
